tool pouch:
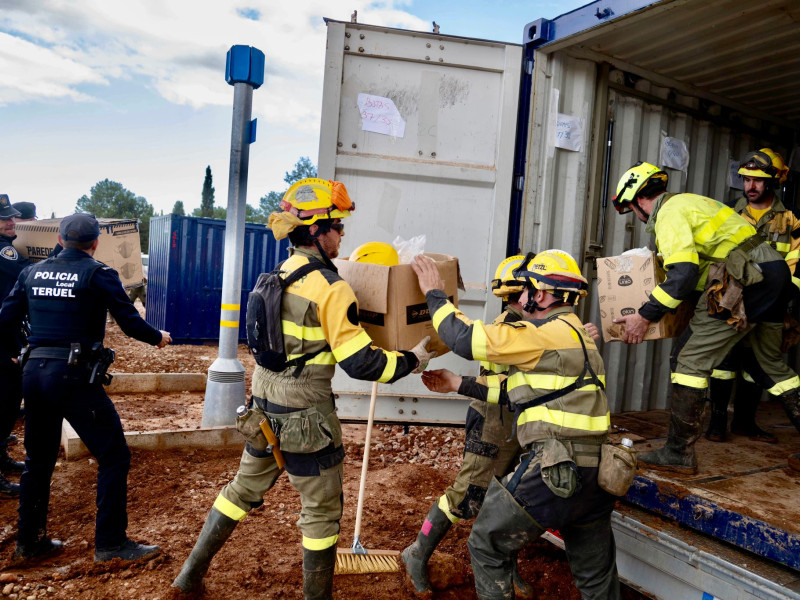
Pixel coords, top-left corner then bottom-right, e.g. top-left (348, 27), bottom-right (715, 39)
top-left (597, 443), bottom-right (637, 496)
top-left (723, 246), bottom-right (763, 286)
top-left (540, 438), bottom-right (579, 499)
top-left (267, 406), bottom-right (342, 454)
top-left (235, 406), bottom-right (269, 451)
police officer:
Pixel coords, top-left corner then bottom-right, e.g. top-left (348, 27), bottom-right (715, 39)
top-left (0, 213), bottom-right (172, 564)
top-left (173, 179), bottom-right (434, 600)
top-left (412, 250), bottom-right (619, 600)
top-left (0, 195), bottom-right (27, 497)
top-left (11, 202), bottom-right (37, 222)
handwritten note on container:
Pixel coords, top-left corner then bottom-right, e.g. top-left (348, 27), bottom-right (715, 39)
top-left (357, 93), bottom-right (406, 138)
top-left (554, 113), bottom-right (583, 152)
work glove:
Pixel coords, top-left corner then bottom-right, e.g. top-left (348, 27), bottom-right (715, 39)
top-left (410, 335), bottom-right (437, 374)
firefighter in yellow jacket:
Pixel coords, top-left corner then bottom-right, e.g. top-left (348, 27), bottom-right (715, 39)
top-left (707, 149), bottom-right (797, 444)
top-left (412, 250), bottom-right (619, 600)
top-left (172, 179), bottom-right (433, 600)
top-left (612, 162), bottom-right (800, 475)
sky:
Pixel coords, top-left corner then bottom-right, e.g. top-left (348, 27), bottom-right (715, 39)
top-left (0, 0), bottom-right (590, 220)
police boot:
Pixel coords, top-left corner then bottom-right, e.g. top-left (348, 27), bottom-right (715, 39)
top-left (401, 501), bottom-right (453, 596)
top-left (638, 384), bottom-right (707, 475)
top-left (95, 538), bottom-right (160, 563)
top-left (302, 545), bottom-right (336, 600)
top-left (0, 450), bottom-right (24, 473)
top-left (468, 479), bottom-right (543, 600)
top-left (12, 530), bottom-right (63, 565)
top-left (0, 472), bottom-right (20, 498)
top-left (511, 552), bottom-right (534, 600)
top-left (778, 389), bottom-right (800, 434)
top-left (730, 379), bottom-right (776, 443)
top-left (172, 507), bottom-right (239, 594)
top-left (705, 378), bottom-right (732, 442)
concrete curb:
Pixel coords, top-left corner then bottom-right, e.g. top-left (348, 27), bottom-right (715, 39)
top-left (106, 372), bottom-right (207, 393)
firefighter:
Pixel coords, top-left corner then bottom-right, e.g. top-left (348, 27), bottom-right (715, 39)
top-left (412, 250), bottom-right (619, 600)
top-left (402, 254), bottom-right (534, 598)
top-left (172, 179), bottom-right (434, 600)
top-left (611, 162), bottom-right (800, 474)
top-left (707, 149), bottom-right (796, 444)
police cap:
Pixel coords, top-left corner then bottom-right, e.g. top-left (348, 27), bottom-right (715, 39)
top-left (0, 195), bottom-right (22, 220)
top-left (60, 213), bottom-right (101, 242)
top-left (12, 202), bottom-right (36, 220)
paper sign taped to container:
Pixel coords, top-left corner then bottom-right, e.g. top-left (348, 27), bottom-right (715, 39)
top-left (554, 113), bottom-right (583, 151)
top-left (660, 137), bottom-right (689, 171)
top-left (729, 160), bottom-right (744, 190)
top-left (357, 93), bottom-right (405, 138)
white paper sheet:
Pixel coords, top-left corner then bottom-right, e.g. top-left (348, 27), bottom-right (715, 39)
top-left (357, 93), bottom-right (405, 138)
top-left (554, 113), bottom-right (583, 152)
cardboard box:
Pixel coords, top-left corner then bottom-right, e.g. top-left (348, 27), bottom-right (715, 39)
top-left (333, 253), bottom-right (461, 356)
top-left (596, 251), bottom-right (693, 342)
top-left (14, 218), bottom-right (144, 288)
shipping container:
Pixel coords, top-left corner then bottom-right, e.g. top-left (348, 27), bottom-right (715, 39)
top-left (146, 214), bottom-right (289, 343)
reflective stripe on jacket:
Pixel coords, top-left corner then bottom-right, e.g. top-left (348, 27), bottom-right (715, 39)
top-left (428, 290), bottom-right (609, 445)
top-left (640, 193), bottom-right (757, 322)
top-left (252, 247), bottom-right (416, 409)
top-left (735, 194), bottom-right (800, 292)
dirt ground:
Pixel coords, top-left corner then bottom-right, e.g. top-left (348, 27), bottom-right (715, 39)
top-left (0, 311), bottom-right (647, 599)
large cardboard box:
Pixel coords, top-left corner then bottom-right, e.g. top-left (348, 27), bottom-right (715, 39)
top-left (596, 251), bottom-right (693, 343)
top-left (13, 218), bottom-right (144, 288)
top-left (333, 253), bottom-right (461, 356)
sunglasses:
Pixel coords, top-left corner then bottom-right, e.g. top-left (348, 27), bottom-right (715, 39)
top-left (329, 222), bottom-right (345, 234)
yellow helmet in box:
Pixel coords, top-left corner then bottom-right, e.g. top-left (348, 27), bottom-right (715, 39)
top-left (350, 241), bottom-right (399, 266)
top-left (491, 254), bottom-right (527, 298)
top-left (738, 148), bottom-right (789, 184)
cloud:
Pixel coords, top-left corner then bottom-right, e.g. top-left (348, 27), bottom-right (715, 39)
top-left (0, 0), bottom-right (428, 129)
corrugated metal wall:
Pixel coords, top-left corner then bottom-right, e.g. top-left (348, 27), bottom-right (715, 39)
top-left (520, 48), bottom-right (795, 412)
top-left (147, 214), bottom-right (289, 343)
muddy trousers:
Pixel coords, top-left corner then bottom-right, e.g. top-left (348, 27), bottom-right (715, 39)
top-left (468, 457), bottom-right (618, 600)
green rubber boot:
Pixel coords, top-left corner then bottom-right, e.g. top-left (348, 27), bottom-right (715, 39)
top-left (172, 507), bottom-right (239, 595)
top-left (400, 501), bottom-right (453, 596)
top-left (302, 545), bottom-right (337, 600)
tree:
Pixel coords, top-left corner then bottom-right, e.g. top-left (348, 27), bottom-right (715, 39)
top-left (200, 166), bottom-right (215, 218)
top-left (76, 179), bottom-right (154, 252)
top-left (257, 156), bottom-right (317, 219)
top-left (172, 200), bottom-right (186, 216)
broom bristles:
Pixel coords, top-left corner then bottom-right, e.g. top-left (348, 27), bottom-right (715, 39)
top-left (335, 549), bottom-right (400, 575)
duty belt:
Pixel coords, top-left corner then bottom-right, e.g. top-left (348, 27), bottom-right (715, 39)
top-left (29, 347), bottom-right (72, 360)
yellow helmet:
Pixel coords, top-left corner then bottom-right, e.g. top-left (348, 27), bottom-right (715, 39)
top-left (515, 249), bottom-right (588, 306)
top-left (612, 162), bottom-right (668, 214)
top-left (491, 254), bottom-right (527, 298)
top-left (738, 148), bottom-right (789, 184)
top-left (279, 178), bottom-right (354, 225)
top-left (350, 241), bottom-right (399, 266)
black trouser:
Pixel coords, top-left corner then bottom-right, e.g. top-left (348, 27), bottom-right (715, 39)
top-left (19, 357), bottom-right (131, 549)
top-left (0, 361), bottom-right (23, 450)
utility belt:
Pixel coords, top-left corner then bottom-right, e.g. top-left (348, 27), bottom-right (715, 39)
top-left (23, 343), bottom-right (116, 385)
top-left (527, 438), bottom-right (603, 468)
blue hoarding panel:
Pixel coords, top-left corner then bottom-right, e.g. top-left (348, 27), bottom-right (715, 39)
top-left (146, 214), bottom-right (289, 344)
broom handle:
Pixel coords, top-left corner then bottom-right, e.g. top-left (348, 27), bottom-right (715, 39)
top-left (353, 380), bottom-right (378, 542)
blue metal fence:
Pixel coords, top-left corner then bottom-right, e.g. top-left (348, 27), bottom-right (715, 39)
top-left (146, 214), bottom-right (289, 343)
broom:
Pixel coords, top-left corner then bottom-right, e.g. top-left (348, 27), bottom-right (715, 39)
top-left (335, 381), bottom-right (400, 574)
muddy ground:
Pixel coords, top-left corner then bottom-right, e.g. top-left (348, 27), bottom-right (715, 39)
top-left (0, 310), bottom-right (647, 599)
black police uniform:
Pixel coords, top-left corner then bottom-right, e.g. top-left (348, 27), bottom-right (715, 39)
top-left (0, 246), bottom-right (162, 553)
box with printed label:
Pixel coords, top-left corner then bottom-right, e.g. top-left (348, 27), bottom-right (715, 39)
top-left (332, 253), bottom-right (461, 356)
top-left (596, 251), bottom-right (693, 342)
top-left (13, 218), bottom-right (144, 289)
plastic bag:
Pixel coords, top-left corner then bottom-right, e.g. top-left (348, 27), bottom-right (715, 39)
top-left (393, 235), bottom-right (426, 264)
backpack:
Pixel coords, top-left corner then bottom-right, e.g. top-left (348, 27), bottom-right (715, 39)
top-left (246, 260), bottom-right (326, 376)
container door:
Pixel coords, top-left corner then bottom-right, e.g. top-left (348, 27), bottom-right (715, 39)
top-left (319, 20), bottom-right (522, 423)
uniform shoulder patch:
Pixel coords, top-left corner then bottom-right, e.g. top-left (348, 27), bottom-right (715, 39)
top-left (0, 246), bottom-right (19, 261)
top-left (319, 268), bottom-right (342, 285)
top-left (499, 321), bottom-right (527, 329)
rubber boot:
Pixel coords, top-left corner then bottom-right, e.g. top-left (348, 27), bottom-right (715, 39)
top-left (172, 507), bottom-right (239, 594)
top-left (638, 384), bottom-right (707, 475)
top-left (705, 378), bottom-right (732, 442)
top-left (778, 389), bottom-right (800, 434)
top-left (730, 379), bottom-right (776, 443)
top-left (401, 501), bottom-right (453, 596)
top-left (302, 545), bottom-right (336, 600)
top-left (468, 479), bottom-right (543, 600)
top-left (511, 552), bottom-right (534, 600)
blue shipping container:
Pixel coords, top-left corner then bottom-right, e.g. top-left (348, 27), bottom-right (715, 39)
top-left (146, 214), bottom-right (290, 343)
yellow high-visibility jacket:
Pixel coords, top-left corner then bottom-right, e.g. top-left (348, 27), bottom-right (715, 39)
top-left (639, 193), bottom-right (757, 322)
top-left (735, 194), bottom-right (800, 293)
top-left (479, 305), bottom-right (524, 377)
top-left (252, 247), bottom-right (416, 409)
top-left (427, 290), bottom-right (609, 446)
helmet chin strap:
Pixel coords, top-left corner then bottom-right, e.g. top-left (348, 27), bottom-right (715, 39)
top-left (523, 289), bottom-right (564, 314)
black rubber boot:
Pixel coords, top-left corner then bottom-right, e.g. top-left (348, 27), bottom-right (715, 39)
top-left (12, 533), bottom-right (63, 565)
top-left (512, 552), bottom-right (534, 600)
top-left (730, 379), bottom-right (776, 443)
top-left (172, 507), bottom-right (239, 594)
top-left (705, 378), bottom-right (732, 442)
top-left (0, 472), bottom-right (20, 498)
top-left (401, 501), bottom-right (453, 596)
top-left (468, 479), bottom-right (544, 600)
top-left (302, 545), bottom-right (336, 600)
top-left (778, 390), bottom-right (800, 434)
top-left (638, 384), bottom-right (707, 475)
top-left (95, 538), bottom-right (161, 563)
